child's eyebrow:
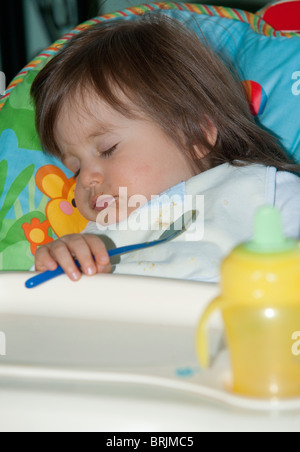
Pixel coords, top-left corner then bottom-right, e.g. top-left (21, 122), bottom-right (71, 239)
top-left (87, 123), bottom-right (115, 139)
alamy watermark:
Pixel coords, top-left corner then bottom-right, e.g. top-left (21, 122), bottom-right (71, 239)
top-left (0, 331), bottom-right (6, 356)
top-left (292, 71), bottom-right (300, 96)
top-left (94, 188), bottom-right (205, 241)
top-left (292, 331), bottom-right (300, 357)
top-left (0, 71), bottom-right (6, 96)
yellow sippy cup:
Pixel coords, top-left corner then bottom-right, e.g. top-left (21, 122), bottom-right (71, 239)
top-left (196, 206), bottom-right (300, 398)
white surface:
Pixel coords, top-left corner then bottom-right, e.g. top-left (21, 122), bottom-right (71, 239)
top-left (0, 272), bottom-right (300, 432)
top-left (2, 383), bottom-right (300, 433)
top-left (0, 272), bottom-right (219, 325)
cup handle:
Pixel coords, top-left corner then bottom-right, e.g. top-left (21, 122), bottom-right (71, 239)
top-left (196, 296), bottom-right (227, 368)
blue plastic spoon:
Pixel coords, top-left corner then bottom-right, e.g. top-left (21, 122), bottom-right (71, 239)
top-left (25, 210), bottom-right (197, 289)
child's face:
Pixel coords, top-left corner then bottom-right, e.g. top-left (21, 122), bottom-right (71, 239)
top-left (55, 91), bottom-right (198, 225)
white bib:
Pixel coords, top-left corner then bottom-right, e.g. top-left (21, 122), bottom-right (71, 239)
top-left (83, 163), bottom-right (276, 282)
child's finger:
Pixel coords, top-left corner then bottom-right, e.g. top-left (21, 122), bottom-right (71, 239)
top-left (35, 245), bottom-right (59, 272)
top-left (49, 237), bottom-right (82, 280)
top-left (59, 234), bottom-right (98, 277)
top-left (83, 234), bottom-right (111, 274)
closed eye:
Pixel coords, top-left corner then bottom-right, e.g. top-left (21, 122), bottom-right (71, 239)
top-left (72, 143), bottom-right (118, 178)
top-left (101, 144), bottom-right (118, 159)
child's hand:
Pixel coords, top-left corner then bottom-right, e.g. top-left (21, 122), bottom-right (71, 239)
top-left (35, 234), bottom-right (111, 281)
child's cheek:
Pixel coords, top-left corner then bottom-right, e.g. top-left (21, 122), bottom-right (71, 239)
top-left (113, 163), bottom-right (147, 187)
top-left (74, 186), bottom-right (88, 217)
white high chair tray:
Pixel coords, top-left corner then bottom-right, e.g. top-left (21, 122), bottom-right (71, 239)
top-left (0, 272), bottom-right (300, 432)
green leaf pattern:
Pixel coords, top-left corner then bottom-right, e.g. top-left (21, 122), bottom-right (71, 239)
top-left (0, 159), bottom-right (48, 269)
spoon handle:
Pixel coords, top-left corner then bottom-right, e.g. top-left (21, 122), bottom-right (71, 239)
top-left (107, 238), bottom-right (166, 257)
top-left (24, 240), bottom-right (165, 289)
top-left (25, 265), bottom-right (66, 289)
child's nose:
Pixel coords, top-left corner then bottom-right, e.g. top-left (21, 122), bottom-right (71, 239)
top-left (79, 165), bottom-right (104, 188)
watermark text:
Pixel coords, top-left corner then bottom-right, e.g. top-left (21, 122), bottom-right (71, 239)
top-left (95, 187), bottom-right (204, 241)
top-left (292, 331), bottom-right (300, 356)
top-left (0, 331), bottom-right (6, 356)
top-left (292, 71), bottom-right (300, 96)
top-left (0, 71), bottom-right (6, 96)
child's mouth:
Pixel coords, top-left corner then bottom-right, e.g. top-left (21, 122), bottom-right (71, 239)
top-left (94, 195), bottom-right (116, 212)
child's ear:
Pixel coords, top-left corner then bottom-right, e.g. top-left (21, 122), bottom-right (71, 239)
top-left (193, 119), bottom-right (218, 159)
top-left (205, 118), bottom-right (218, 146)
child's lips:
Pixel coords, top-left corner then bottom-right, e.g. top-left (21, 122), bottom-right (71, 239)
top-left (93, 195), bottom-right (116, 212)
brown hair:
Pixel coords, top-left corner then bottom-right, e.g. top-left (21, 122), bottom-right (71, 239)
top-left (31, 14), bottom-right (299, 173)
